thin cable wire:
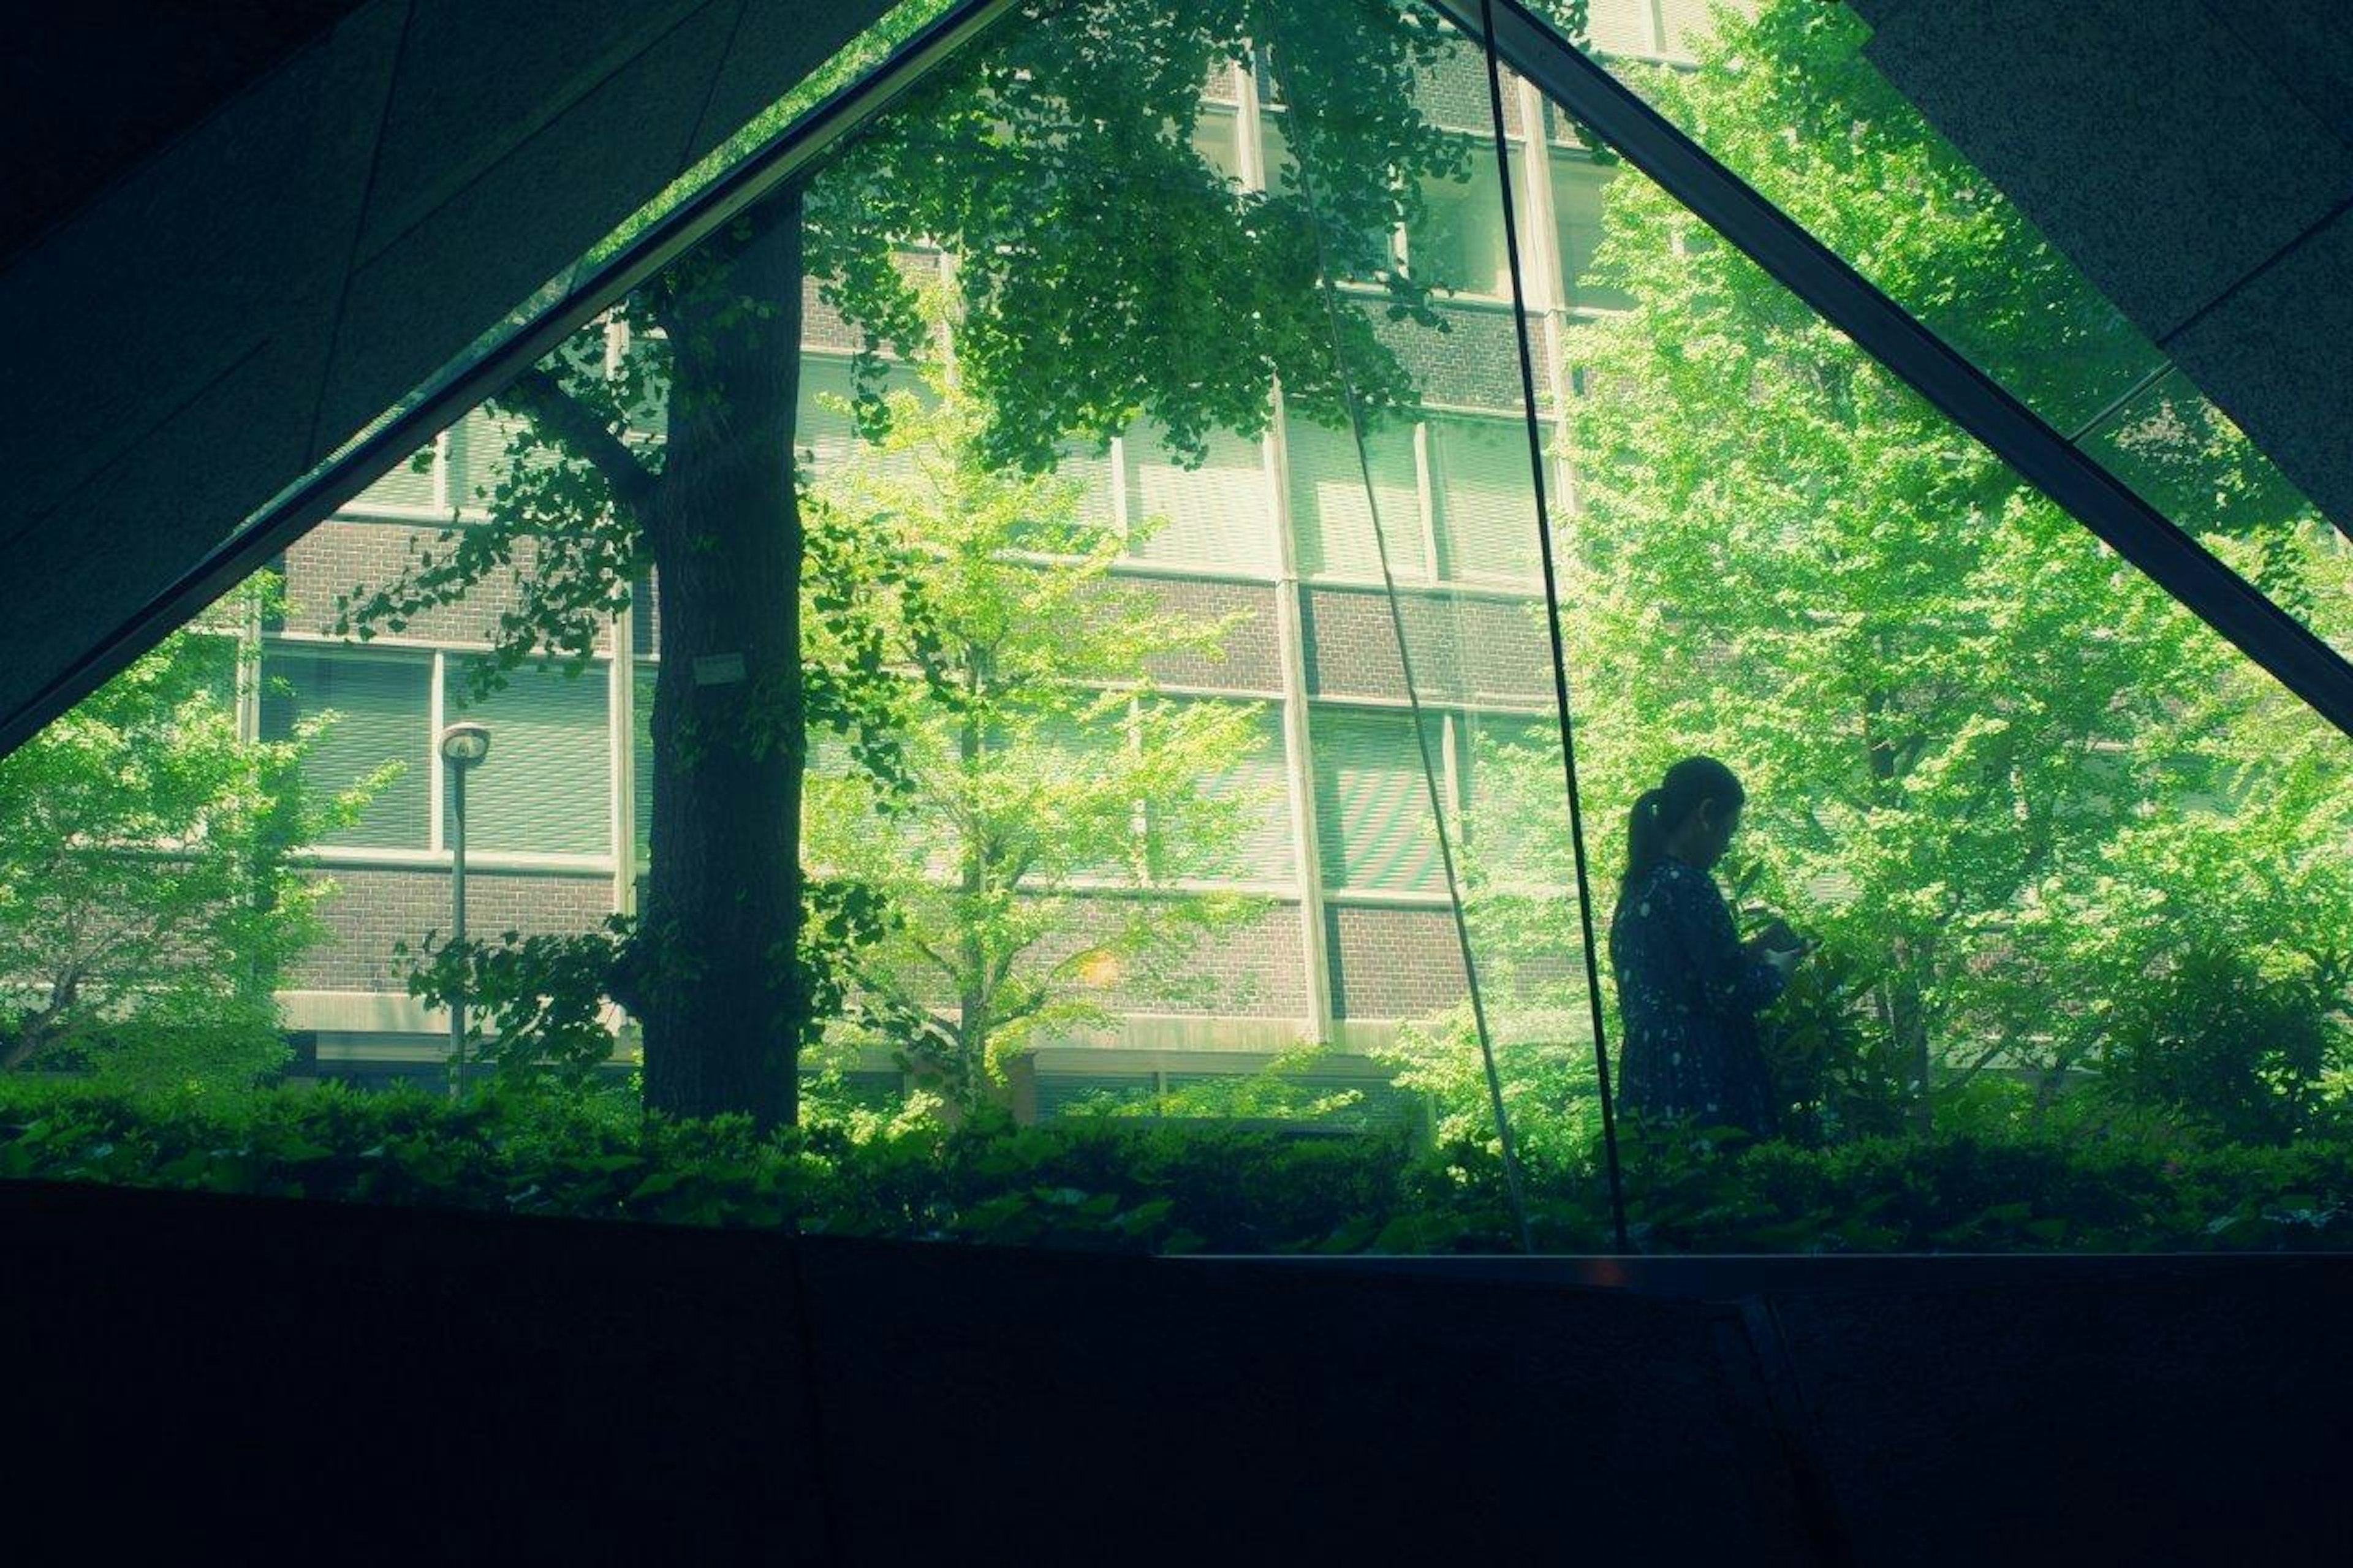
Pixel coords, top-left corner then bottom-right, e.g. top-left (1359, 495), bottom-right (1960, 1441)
top-left (1272, 64), bottom-right (1536, 1256)
top-left (1475, 0), bottom-right (1629, 1252)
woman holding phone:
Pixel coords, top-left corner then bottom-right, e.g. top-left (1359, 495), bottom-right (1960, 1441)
top-left (1608, 756), bottom-right (1804, 1137)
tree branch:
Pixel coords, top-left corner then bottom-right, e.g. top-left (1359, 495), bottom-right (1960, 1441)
top-left (501, 365), bottom-right (659, 519)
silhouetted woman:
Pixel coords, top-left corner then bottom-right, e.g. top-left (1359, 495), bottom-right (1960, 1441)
top-left (1608, 756), bottom-right (1800, 1137)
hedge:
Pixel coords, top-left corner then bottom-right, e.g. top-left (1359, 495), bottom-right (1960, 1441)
top-left (3, 1080), bottom-right (2350, 1254)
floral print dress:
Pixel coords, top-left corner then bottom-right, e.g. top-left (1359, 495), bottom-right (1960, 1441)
top-left (1608, 857), bottom-right (1787, 1135)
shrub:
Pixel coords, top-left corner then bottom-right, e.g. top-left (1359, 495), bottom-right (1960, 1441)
top-left (7, 1077), bottom-right (2353, 1256)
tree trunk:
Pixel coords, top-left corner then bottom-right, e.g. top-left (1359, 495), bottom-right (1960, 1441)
top-left (1886, 941), bottom-right (1933, 1135)
top-left (637, 190), bottom-right (807, 1130)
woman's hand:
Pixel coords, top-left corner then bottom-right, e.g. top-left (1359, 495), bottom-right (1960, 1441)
top-left (1745, 919), bottom-right (1805, 978)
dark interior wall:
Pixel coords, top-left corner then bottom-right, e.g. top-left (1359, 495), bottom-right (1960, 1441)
top-left (9, 1177), bottom-right (2353, 1564)
top-left (0, 0), bottom-right (893, 760)
top-left (3, 3), bottom-right (374, 263)
top-left (1847, 0), bottom-right (2353, 534)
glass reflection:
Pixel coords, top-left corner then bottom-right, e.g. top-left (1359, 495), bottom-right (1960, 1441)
top-left (1510, 0), bottom-right (2353, 1249)
top-left (7, 0), bottom-right (2350, 1264)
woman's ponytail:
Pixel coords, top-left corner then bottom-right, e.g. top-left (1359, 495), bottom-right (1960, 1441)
top-left (1623, 787), bottom-right (1669, 893)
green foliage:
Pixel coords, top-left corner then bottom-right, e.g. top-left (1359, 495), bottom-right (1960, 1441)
top-left (810, 0), bottom-right (1466, 465)
top-left (1755, 936), bottom-right (1912, 1143)
top-left (400, 920), bottom-right (632, 1093)
top-left (1374, 1009), bottom-right (1603, 1167)
top-left (2097, 944), bottom-right (2346, 1145)
top-left (0, 581), bottom-right (371, 1092)
top-left (806, 360), bottom-right (1274, 1111)
top-left (13, 1074), bottom-right (2353, 1255)
top-left (1459, 0), bottom-right (2353, 1128)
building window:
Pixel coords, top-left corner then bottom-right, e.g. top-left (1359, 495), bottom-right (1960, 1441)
top-left (1411, 172), bottom-right (1514, 298)
top-left (1191, 105), bottom-right (1246, 188)
top-left (1148, 700), bottom-right (1294, 884)
top-left (1430, 416), bottom-right (1540, 583)
top-left (259, 648), bottom-right (433, 850)
top-left (797, 355), bottom-right (864, 475)
top-left (1288, 415), bottom-right (1426, 580)
top-left (445, 407), bottom-right (528, 515)
top-left (1552, 157), bottom-right (1633, 311)
top-left (352, 441), bottom-right (439, 513)
top-left (1259, 112), bottom-right (1394, 280)
top-left (1124, 421), bottom-right (1278, 574)
top-left (1310, 707), bottom-right (1450, 896)
top-left (631, 662), bottom-right (657, 871)
top-left (444, 658), bottom-right (613, 856)
top-left (1458, 711), bottom-right (1562, 887)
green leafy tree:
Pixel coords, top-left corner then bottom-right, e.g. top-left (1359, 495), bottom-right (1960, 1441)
top-left (805, 364), bottom-right (1271, 1116)
top-left (0, 588), bottom-right (373, 1089)
top-left (336, 0), bottom-right (1472, 1127)
top-left (1489, 0), bottom-right (2353, 1132)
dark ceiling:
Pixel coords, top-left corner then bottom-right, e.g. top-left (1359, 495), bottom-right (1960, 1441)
top-left (0, 0), bottom-right (895, 756)
top-left (5, 3), bottom-right (374, 264)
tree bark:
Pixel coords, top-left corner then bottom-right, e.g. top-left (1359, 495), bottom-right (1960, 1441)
top-left (635, 190), bottom-right (807, 1130)
top-left (1887, 941), bottom-right (1933, 1135)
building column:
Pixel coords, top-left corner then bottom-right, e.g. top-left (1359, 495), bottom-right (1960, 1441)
top-left (1240, 58), bottom-right (1338, 1046)
top-left (1263, 391), bottom-right (1339, 1047)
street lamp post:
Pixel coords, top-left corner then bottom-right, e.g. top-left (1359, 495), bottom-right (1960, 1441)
top-left (438, 722), bottom-right (491, 1102)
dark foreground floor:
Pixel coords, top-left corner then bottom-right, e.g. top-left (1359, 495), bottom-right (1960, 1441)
top-left (6, 1178), bottom-right (2349, 1564)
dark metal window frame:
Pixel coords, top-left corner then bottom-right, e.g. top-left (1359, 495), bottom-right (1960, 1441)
top-left (1430, 0), bottom-right (2353, 741)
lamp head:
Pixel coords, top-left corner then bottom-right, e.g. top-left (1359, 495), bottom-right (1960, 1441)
top-left (438, 722), bottom-right (491, 768)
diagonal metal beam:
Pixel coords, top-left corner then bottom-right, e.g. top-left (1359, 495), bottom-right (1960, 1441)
top-left (1431, 0), bottom-right (2353, 743)
top-left (0, 0), bottom-right (1018, 759)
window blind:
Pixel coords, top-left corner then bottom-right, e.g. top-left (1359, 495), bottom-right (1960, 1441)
top-left (1287, 416), bottom-right (1425, 580)
top-left (1311, 707), bottom-right (1449, 895)
top-left (1126, 421), bottom-right (1278, 573)
top-left (446, 659), bottom-right (612, 855)
top-left (1432, 417), bottom-right (1541, 582)
top-left (259, 648), bottom-right (431, 850)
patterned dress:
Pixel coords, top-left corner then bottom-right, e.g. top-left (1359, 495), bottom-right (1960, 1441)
top-left (1608, 857), bottom-right (1787, 1135)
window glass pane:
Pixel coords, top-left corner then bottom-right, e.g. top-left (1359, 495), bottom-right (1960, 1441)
top-left (631, 662), bottom-right (655, 871)
top-left (797, 356), bottom-right (862, 475)
top-left (1126, 422), bottom-right (1278, 574)
top-left (1584, 0), bottom-right (1655, 58)
top-left (1653, 0), bottom-right (1718, 62)
top-left (446, 407), bottom-right (520, 515)
top-left (1431, 415), bottom-right (1539, 581)
top-left (1413, 172), bottom-right (1511, 297)
top-left (1161, 702), bottom-right (1293, 884)
top-left (352, 441), bottom-right (438, 513)
top-left (1591, 0), bottom-right (2170, 452)
top-left (1058, 439), bottom-right (1121, 531)
top-left (1311, 707), bottom-right (1449, 895)
top-left (259, 648), bottom-right (431, 850)
top-left (445, 659), bottom-right (612, 855)
top-left (1521, 18), bottom-right (2353, 1215)
top-left (1037, 1072), bottom-right (1159, 1119)
top-left (1550, 156), bottom-right (1632, 311)
top-left (1192, 106), bottom-right (1245, 188)
top-left (1259, 111), bottom-right (1393, 279)
top-left (1288, 416), bottom-right (1425, 579)
top-left (2077, 369), bottom-right (2353, 663)
top-left (1460, 711), bottom-right (1561, 888)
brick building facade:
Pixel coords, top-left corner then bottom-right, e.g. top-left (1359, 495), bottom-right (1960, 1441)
top-left (248, 3), bottom-right (1726, 1107)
